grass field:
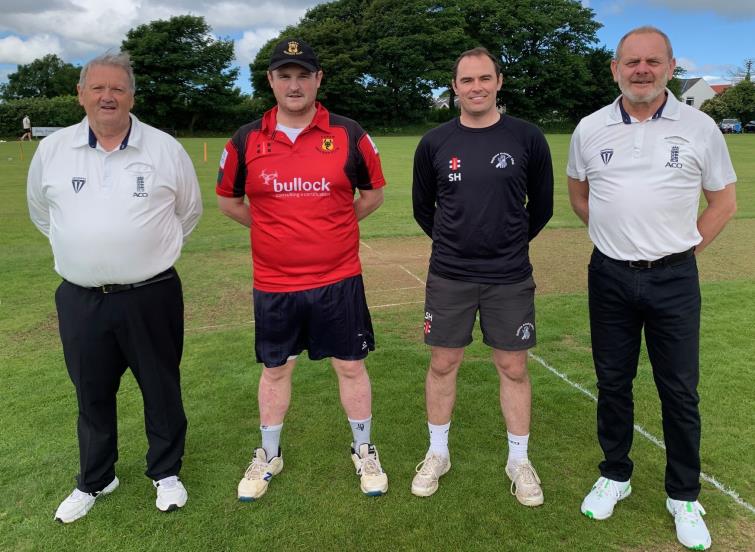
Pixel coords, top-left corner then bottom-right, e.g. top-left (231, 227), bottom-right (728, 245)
top-left (0, 133), bottom-right (753, 551)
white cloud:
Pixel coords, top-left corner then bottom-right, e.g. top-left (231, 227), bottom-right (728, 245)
top-left (235, 28), bottom-right (279, 66)
top-left (676, 57), bottom-right (698, 72)
top-left (0, 34), bottom-right (63, 64)
top-left (206, 2), bottom-right (312, 32)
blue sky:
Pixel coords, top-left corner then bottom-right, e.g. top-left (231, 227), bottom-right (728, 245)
top-left (0, 0), bottom-right (753, 94)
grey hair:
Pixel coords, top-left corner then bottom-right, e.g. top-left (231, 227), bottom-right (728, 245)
top-left (79, 51), bottom-right (136, 92)
top-left (615, 26), bottom-right (674, 61)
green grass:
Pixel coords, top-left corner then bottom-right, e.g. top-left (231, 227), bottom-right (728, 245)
top-left (1, 134), bottom-right (753, 551)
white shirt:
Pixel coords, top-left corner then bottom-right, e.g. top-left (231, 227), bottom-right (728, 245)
top-left (567, 91), bottom-right (736, 261)
top-left (27, 115), bottom-right (203, 287)
top-left (23, 116), bottom-right (31, 130)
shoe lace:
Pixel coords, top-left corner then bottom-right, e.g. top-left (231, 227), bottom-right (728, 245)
top-left (415, 454), bottom-right (445, 478)
top-left (356, 448), bottom-right (383, 476)
top-left (674, 501), bottom-right (706, 526)
top-left (593, 477), bottom-right (625, 499)
top-left (244, 457), bottom-right (269, 480)
top-left (509, 462), bottom-right (540, 495)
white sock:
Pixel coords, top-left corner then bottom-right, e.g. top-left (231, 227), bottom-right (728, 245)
top-left (349, 416), bottom-right (372, 448)
top-left (507, 432), bottom-right (529, 467)
top-left (428, 421), bottom-right (450, 457)
top-left (260, 423), bottom-right (283, 460)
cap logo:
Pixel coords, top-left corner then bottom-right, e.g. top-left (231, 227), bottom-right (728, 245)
top-left (285, 41), bottom-right (303, 56)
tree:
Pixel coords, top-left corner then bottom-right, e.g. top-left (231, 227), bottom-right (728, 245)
top-left (0, 54), bottom-right (80, 100)
top-left (701, 78), bottom-right (755, 123)
top-left (668, 66), bottom-right (688, 101)
top-left (122, 15), bottom-right (241, 132)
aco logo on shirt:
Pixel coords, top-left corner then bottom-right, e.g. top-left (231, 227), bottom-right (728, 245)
top-left (133, 176), bottom-right (149, 198)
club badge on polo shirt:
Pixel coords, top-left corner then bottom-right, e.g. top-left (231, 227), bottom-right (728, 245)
top-left (71, 177), bottom-right (86, 194)
top-left (665, 145), bottom-right (683, 169)
top-left (491, 152), bottom-right (515, 169)
top-left (133, 176), bottom-right (149, 198)
top-left (318, 135), bottom-right (338, 154)
top-left (600, 148), bottom-right (614, 165)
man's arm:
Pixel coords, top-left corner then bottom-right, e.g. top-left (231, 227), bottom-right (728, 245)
top-left (175, 146), bottom-right (203, 237)
top-left (695, 184), bottom-right (736, 254)
top-left (412, 139), bottom-right (437, 238)
top-left (354, 187), bottom-right (383, 221)
top-left (27, 149), bottom-right (50, 236)
top-left (526, 132), bottom-right (554, 240)
top-left (568, 176), bottom-right (590, 226)
top-left (218, 196), bottom-right (251, 228)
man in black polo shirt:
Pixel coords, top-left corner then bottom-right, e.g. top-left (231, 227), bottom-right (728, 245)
top-left (411, 47), bottom-right (553, 504)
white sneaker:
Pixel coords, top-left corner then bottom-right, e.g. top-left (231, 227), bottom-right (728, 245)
top-left (153, 475), bottom-right (188, 512)
top-left (351, 443), bottom-right (388, 496)
top-left (411, 452), bottom-right (451, 497)
top-left (581, 476), bottom-right (631, 520)
top-left (666, 498), bottom-right (711, 550)
top-left (505, 460), bottom-right (544, 507)
top-left (54, 477), bottom-right (119, 523)
top-left (238, 447), bottom-right (283, 502)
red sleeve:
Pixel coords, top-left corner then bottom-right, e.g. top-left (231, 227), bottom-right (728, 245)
top-left (356, 133), bottom-right (386, 190)
top-left (215, 139), bottom-right (243, 198)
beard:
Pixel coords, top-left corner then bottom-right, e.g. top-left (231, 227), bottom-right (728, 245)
top-left (618, 70), bottom-right (669, 104)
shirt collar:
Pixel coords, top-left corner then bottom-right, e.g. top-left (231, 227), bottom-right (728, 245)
top-left (73, 114), bottom-right (140, 150)
top-left (605, 89), bottom-right (680, 126)
top-left (261, 102), bottom-right (331, 136)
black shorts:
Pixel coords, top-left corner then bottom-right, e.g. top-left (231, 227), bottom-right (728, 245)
top-left (253, 275), bottom-right (375, 368)
top-left (423, 272), bottom-right (536, 351)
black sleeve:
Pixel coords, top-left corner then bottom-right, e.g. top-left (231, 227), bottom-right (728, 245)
top-left (412, 137), bottom-right (437, 238)
top-left (526, 130), bottom-right (554, 241)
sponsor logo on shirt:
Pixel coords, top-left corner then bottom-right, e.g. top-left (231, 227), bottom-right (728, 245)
top-left (71, 177), bottom-right (86, 194)
top-left (491, 152), bottom-right (515, 169)
top-left (366, 134), bottom-right (379, 154)
top-left (600, 148), bottom-right (614, 165)
top-left (665, 145), bottom-right (683, 169)
top-left (219, 149), bottom-right (228, 169)
top-left (133, 175), bottom-right (148, 198)
top-left (448, 156), bottom-right (462, 182)
top-left (260, 169), bottom-right (331, 196)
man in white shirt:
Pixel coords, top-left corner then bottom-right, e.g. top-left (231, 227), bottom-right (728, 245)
top-left (21, 114), bottom-right (32, 141)
top-left (27, 52), bottom-right (202, 523)
top-left (567, 26), bottom-right (736, 551)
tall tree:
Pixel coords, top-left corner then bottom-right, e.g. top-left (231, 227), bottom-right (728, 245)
top-left (0, 54), bottom-right (80, 100)
top-left (122, 15), bottom-right (241, 132)
top-left (701, 78), bottom-right (755, 123)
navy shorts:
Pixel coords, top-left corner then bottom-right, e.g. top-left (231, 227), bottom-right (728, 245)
top-left (423, 272), bottom-right (536, 351)
top-left (253, 275), bottom-right (375, 368)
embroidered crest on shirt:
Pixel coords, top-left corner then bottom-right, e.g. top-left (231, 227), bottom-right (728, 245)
top-left (71, 177), bottom-right (86, 194)
top-left (318, 136), bottom-right (338, 153)
top-left (491, 152), bottom-right (514, 169)
top-left (133, 175), bottom-right (148, 198)
top-left (448, 156), bottom-right (462, 182)
top-left (600, 148), bottom-right (614, 165)
top-left (665, 145), bottom-right (682, 169)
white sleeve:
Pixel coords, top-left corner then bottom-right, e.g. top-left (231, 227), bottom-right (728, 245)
top-left (174, 144), bottom-right (203, 238)
top-left (27, 147), bottom-right (50, 237)
top-left (701, 121), bottom-right (737, 191)
top-left (566, 122), bottom-right (586, 181)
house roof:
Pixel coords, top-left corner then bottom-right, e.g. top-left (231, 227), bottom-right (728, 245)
top-left (711, 84), bottom-right (732, 95)
top-left (678, 77), bottom-right (703, 95)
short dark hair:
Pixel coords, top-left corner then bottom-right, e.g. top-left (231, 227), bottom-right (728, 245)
top-left (452, 47), bottom-right (501, 82)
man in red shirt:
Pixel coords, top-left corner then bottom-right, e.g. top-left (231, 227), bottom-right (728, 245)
top-left (216, 38), bottom-right (388, 501)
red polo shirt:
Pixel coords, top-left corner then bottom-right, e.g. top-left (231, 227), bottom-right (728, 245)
top-left (216, 103), bottom-right (386, 292)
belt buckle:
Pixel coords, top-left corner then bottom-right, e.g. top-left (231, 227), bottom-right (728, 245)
top-left (101, 284), bottom-right (116, 294)
top-left (628, 260), bottom-right (652, 269)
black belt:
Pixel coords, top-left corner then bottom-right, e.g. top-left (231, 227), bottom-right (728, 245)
top-left (83, 267), bottom-right (176, 293)
top-left (600, 248), bottom-right (695, 269)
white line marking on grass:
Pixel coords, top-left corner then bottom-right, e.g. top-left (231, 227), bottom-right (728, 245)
top-left (529, 352), bottom-right (755, 515)
top-left (361, 239), bottom-right (427, 286)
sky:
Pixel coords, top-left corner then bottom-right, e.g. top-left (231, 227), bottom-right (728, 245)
top-left (0, 0), bottom-right (753, 94)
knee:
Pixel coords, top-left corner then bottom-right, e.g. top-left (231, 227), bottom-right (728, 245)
top-left (429, 351), bottom-right (463, 378)
top-left (494, 354), bottom-right (528, 382)
top-left (261, 364), bottom-right (294, 385)
top-left (332, 359), bottom-right (367, 380)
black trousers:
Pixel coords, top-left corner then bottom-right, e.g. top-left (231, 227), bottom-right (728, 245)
top-left (588, 248), bottom-right (701, 501)
top-left (55, 274), bottom-right (187, 493)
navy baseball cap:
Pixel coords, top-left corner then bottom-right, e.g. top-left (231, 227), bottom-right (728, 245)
top-left (268, 38), bottom-right (320, 72)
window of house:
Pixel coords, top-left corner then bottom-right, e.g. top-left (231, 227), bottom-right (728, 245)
top-left (686, 97), bottom-right (695, 105)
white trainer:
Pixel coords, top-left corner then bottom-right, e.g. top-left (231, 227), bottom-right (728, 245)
top-left (666, 498), bottom-right (711, 550)
top-left (153, 475), bottom-right (188, 512)
top-left (351, 443), bottom-right (388, 496)
top-left (54, 477), bottom-right (119, 523)
top-left (581, 476), bottom-right (631, 520)
top-left (505, 460), bottom-right (544, 507)
top-left (238, 447), bottom-right (283, 502)
top-left (411, 452), bottom-right (450, 497)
